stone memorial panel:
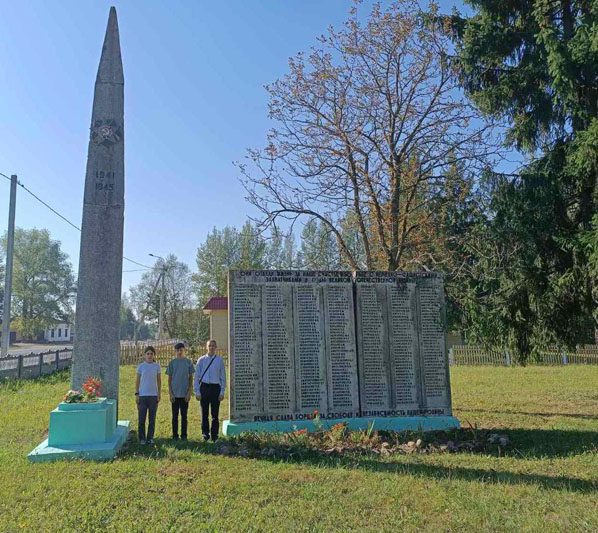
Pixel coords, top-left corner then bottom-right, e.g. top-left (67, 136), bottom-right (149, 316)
top-left (388, 280), bottom-right (421, 412)
top-left (294, 284), bottom-right (327, 412)
top-left (355, 273), bottom-right (392, 414)
top-left (229, 278), bottom-right (263, 421)
top-left (355, 272), bottom-right (451, 417)
top-left (228, 269), bottom-right (453, 429)
top-left (262, 283), bottom-right (295, 414)
top-left (323, 278), bottom-right (360, 417)
top-left (416, 275), bottom-right (451, 414)
top-left (228, 270), bottom-right (359, 422)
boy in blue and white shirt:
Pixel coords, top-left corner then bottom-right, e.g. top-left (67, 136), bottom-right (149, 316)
top-left (194, 339), bottom-right (226, 441)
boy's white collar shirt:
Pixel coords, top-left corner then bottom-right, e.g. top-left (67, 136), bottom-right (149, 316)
top-left (193, 353), bottom-right (226, 395)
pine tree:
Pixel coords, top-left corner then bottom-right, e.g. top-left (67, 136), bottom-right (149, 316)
top-left (450, 0), bottom-right (597, 361)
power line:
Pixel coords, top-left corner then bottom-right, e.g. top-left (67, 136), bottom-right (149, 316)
top-left (17, 180), bottom-right (81, 231)
top-left (1, 171), bottom-right (152, 270)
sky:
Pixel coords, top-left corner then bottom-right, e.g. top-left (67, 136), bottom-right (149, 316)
top-left (0, 0), bottom-right (466, 293)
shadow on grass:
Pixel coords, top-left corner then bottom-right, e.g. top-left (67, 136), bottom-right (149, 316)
top-left (118, 427), bottom-right (597, 494)
top-left (456, 407), bottom-right (597, 421)
top-left (120, 433), bottom-right (214, 459)
top-left (322, 457), bottom-right (598, 493)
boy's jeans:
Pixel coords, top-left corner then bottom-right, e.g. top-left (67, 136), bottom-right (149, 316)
top-left (171, 397), bottom-right (189, 439)
top-left (138, 396), bottom-right (158, 440)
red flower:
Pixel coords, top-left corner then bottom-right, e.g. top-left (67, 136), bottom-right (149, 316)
top-left (82, 376), bottom-right (102, 398)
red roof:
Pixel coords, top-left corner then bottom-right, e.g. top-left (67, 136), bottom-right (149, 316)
top-left (203, 296), bottom-right (228, 311)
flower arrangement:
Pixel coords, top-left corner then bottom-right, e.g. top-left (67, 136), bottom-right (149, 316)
top-left (63, 377), bottom-right (102, 403)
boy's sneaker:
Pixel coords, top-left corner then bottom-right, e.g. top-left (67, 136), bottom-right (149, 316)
top-left (148, 439), bottom-right (155, 445)
top-left (139, 439), bottom-right (146, 445)
top-left (181, 436), bottom-right (187, 441)
top-left (202, 434), bottom-right (210, 441)
top-left (172, 436), bottom-right (179, 440)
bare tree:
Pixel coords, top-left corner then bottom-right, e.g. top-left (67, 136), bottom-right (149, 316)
top-left (238, 0), bottom-right (499, 271)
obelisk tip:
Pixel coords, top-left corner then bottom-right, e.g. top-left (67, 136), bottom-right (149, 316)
top-left (96, 6), bottom-right (123, 84)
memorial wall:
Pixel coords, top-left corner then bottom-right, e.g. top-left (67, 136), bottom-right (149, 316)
top-left (228, 270), bottom-right (452, 424)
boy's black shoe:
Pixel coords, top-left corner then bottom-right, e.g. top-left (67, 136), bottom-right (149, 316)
top-left (181, 436), bottom-right (187, 441)
top-left (172, 436), bottom-right (179, 440)
top-left (202, 434), bottom-right (210, 441)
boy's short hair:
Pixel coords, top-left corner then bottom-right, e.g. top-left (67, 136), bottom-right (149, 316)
top-left (145, 346), bottom-right (156, 355)
top-left (174, 342), bottom-right (186, 350)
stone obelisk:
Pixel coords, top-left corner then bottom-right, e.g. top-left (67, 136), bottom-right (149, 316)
top-left (71, 7), bottom-right (124, 401)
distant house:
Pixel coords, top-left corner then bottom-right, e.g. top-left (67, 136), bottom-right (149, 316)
top-left (44, 323), bottom-right (73, 343)
top-left (0, 319), bottom-right (18, 345)
top-left (202, 297), bottom-right (228, 351)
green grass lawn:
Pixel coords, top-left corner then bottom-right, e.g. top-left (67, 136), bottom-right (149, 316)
top-left (0, 366), bottom-right (596, 532)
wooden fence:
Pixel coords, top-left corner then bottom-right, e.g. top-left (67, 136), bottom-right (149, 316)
top-left (0, 340), bottom-right (230, 382)
top-left (449, 344), bottom-right (598, 366)
top-left (120, 339), bottom-right (228, 367)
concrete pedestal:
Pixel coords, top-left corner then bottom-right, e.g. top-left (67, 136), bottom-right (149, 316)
top-left (223, 415), bottom-right (460, 436)
top-left (28, 398), bottom-right (129, 462)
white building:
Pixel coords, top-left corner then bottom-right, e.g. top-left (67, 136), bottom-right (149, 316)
top-left (44, 323), bottom-right (73, 343)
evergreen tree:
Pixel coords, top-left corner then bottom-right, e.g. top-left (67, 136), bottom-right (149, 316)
top-left (450, 0), bottom-right (597, 361)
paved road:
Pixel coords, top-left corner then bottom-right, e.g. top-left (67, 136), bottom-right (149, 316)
top-left (6, 343), bottom-right (72, 356)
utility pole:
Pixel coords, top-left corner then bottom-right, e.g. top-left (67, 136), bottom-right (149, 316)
top-left (158, 267), bottom-right (165, 340)
top-left (1, 175), bottom-right (17, 357)
top-left (149, 253), bottom-right (166, 340)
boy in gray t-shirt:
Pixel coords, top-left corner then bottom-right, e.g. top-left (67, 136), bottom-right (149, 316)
top-left (166, 342), bottom-right (195, 440)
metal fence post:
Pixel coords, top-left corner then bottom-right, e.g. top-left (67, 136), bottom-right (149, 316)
top-left (562, 352), bottom-right (568, 365)
top-left (55, 350), bottom-right (60, 371)
top-left (38, 353), bottom-right (44, 377)
top-left (448, 347), bottom-right (454, 366)
top-left (504, 350), bottom-right (511, 366)
top-left (17, 354), bottom-right (23, 379)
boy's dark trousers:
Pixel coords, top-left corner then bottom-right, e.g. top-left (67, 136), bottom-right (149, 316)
top-left (199, 382), bottom-right (221, 440)
top-left (138, 396), bottom-right (158, 440)
top-left (171, 397), bottom-right (189, 439)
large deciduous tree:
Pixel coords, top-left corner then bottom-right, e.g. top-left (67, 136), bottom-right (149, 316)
top-left (239, 0), bottom-right (498, 271)
top-left (193, 222), bottom-right (268, 303)
top-left (1, 228), bottom-right (75, 339)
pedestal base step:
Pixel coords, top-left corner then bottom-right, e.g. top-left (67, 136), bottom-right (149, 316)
top-left (28, 421), bottom-right (130, 462)
top-left (223, 416), bottom-right (460, 436)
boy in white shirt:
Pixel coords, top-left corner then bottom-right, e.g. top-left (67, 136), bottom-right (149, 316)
top-left (135, 346), bottom-right (161, 444)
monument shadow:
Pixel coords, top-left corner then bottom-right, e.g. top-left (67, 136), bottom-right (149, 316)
top-left (118, 427), bottom-right (597, 494)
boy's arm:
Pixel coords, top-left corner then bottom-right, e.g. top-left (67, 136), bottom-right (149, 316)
top-left (193, 360), bottom-right (201, 398)
top-left (219, 358), bottom-right (226, 399)
top-left (186, 373), bottom-right (193, 401)
top-left (135, 373), bottom-right (141, 403)
top-left (186, 363), bottom-right (193, 401)
top-left (168, 375), bottom-right (174, 401)
top-left (157, 373), bottom-right (162, 403)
